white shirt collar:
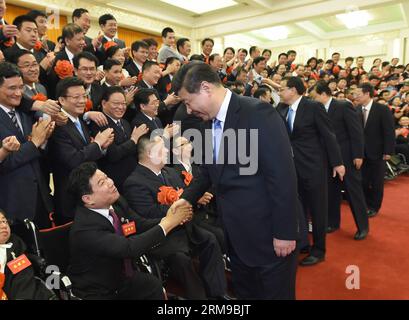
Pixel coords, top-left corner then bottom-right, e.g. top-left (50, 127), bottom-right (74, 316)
top-left (363, 99), bottom-right (373, 112)
top-left (178, 160), bottom-right (191, 173)
top-left (142, 112), bottom-right (153, 121)
top-left (214, 89), bottom-right (232, 124)
top-left (89, 207), bottom-right (114, 225)
top-left (133, 60), bottom-right (143, 72)
top-left (104, 35), bottom-right (116, 42)
top-left (105, 113), bottom-right (121, 124)
top-left (65, 47), bottom-right (75, 63)
top-left (143, 80), bottom-right (153, 89)
top-left (324, 97), bottom-right (333, 112)
top-left (16, 42), bottom-right (34, 52)
top-left (0, 243), bottom-right (13, 274)
top-left (0, 103), bottom-right (14, 113)
top-left (61, 108), bottom-right (79, 123)
top-left (289, 96), bottom-right (303, 112)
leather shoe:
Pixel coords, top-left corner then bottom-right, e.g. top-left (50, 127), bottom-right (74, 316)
top-left (299, 255), bottom-right (324, 266)
top-left (354, 229), bottom-right (368, 240)
top-left (326, 226), bottom-right (339, 233)
top-left (367, 210), bottom-right (378, 218)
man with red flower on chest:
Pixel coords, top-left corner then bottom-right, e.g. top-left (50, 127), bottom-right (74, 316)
top-left (123, 135), bottom-right (231, 300)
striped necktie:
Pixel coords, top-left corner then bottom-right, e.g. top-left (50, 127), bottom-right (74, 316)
top-left (8, 110), bottom-right (23, 136)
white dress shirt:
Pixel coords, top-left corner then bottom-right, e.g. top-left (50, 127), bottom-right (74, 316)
top-left (212, 89), bottom-right (232, 135)
top-left (0, 243), bottom-right (13, 273)
top-left (65, 47), bottom-right (75, 64)
top-left (0, 104), bottom-right (23, 133)
top-left (324, 97), bottom-right (333, 113)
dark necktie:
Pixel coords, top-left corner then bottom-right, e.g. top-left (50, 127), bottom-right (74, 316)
top-left (116, 120), bottom-right (127, 138)
top-left (8, 110), bottom-right (23, 136)
top-left (158, 172), bottom-right (167, 185)
top-left (109, 209), bottom-right (134, 278)
top-left (152, 118), bottom-right (160, 129)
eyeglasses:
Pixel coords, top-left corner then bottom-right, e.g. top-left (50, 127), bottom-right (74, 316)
top-left (64, 94), bottom-right (88, 101)
top-left (18, 62), bottom-right (39, 69)
top-left (0, 219), bottom-right (9, 226)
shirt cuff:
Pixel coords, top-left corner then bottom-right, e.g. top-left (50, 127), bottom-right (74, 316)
top-left (158, 224), bottom-right (167, 237)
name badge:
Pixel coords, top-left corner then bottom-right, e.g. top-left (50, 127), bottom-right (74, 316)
top-left (122, 221), bottom-right (136, 237)
top-left (7, 254), bottom-right (32, 275)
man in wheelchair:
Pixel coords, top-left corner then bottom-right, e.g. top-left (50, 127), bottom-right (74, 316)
top-left (0, 209), bottom-right (56, 300)
top-left (66, 162), bottom-right (192, 300)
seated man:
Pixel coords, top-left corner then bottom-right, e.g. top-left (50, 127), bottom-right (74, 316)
top-left (123, 135), bottom-right (229, 300)
top-left (172, 136), bottom-right (226, 253)
top-left (48, 76), bottom-right (114, 223)
top-left (67, 162), bottom-right (192, 300)
top-left (0, 209), bottom-right (57, 300)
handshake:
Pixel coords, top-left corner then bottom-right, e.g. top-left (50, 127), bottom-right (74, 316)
top-left (159, 199), bottom-right (193, 234)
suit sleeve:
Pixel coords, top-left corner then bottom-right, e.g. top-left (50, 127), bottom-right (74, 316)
top-left (381, 105), bottom-right (396, 155)
top-left (104, 140), bottom-right (136, 163)
top-left (254, 104), bottom-right (300, 240)
top-left (0, 141), bottom-right (41, 174)
top-left (344, 101), bottom-right (364, 159)
top-left (314, 103), bottom-right (343, 167)
top-left (181, 165), bottom-right (212, 205)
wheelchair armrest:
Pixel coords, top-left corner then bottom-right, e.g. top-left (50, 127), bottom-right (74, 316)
top-left (27, 253), bottom-right (47, 277)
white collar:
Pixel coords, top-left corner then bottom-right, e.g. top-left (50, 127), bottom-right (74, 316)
top-left (16, 42), bottom-right (33, 52)
top-left (105, 113), bottom-right (121, 124)
top-left (214, 89), bottom-right (232, 124)
top-left (178, 159), bottom-right (191, 173)
top-left (0, 243), bottom-right (13, 274)
top-left (289, 96), bottom-right (303, 112)
top-left (324, 97), bottom-right (333, 111)
top-left (133, 60), bottom-right (143, 71)
top-left (89, 206), bottom-right (114, 225)
top-left (0, 104), bottom-right (14, 114)
top-left (104, 35), bottom-right (116, 42)
top-left (363, 99), bottom-right (373, 111)
top-left (65, 47), bottom-right (75, 63)
top-left (142, 112), bottom-right (153, 121)
top-left (143, 80), bottom-right (153, 89)
top-left (61, 108), bottom-right (79, 123)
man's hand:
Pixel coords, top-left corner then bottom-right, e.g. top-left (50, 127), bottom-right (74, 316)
top-left (169, 199), bottom-right (193, 225)
top-left (125, 87), bottom-right (138, 106)
top-left (333, 165), bottom-right (346, 181)
top-left (92, 32), bottom-right (104, 49)
top-left (87, 111), bottom-right (108, 127)
top-left (31, 118), bottom-right (52, 147)
top-left (34, 99), bottom-right (60, 117)
top-left (120, 76), bottom-right (138, 87)
top-left (95, 70), bottom-right (105, 82)
top-left (2, 24), bottom-right (18, 38)
top-left (197, 192), bottom-right (213, 206)
top-left (1, 136), bottom-right (20, 152)
top-left (160, 202), bottom-right (193, 233)
top-left (163, 123), bottom-right (180, 139)
top-left (353, 158), bottom-right (363, 170)
top-left (51, 112), bottom-right (68, 126)
top-left (94, 128), bottom-right (114, 150)
top-left (383, 154), bottom-right (392, 161)
top-left (130, 124), bottom-right (149, 144)
top-left (273, 238), bottom-right (296, 257)
top-left (164, 93), bottom-right (181, 107)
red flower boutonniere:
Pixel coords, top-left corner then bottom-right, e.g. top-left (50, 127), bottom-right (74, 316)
top-left (157, 186), bottom-right (183, 206)
top-left (85, 99), bottom-right (93, 112)
top-left (54, 60), bottom-right (74, 79)
top-left (31, 93), bottom-right (48, 101)
top-left (33, 40), bottom-right (43, 51)
top-left (104, 41), bottom-right (118, 51)
top-left (181, 171), bottom-right (193, 186)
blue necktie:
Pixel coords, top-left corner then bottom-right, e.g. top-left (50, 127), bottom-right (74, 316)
top-left (213, 118), bottom-right (223, 163)
top-left (74, 120), bottom-right (87, 142)
top-left (287, 108), bottom-right (295, 133)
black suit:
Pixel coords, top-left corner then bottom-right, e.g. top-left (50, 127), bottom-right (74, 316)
top-left (326, 98), bottom-right (368, 232)
top-left (48, 118), bottom-right (104, 222)
top-left (89, 115), bottom-right (137, 191)
top-left (4, 44), bottom-right (46, 64)
top-left (123, 164), bottom-right (227, 299)
top-left (88, 82), bottom-right (105, 111)
top-left (100, 36), bottom-right (126, 49)
top-left (47, 50), bottom-right (72, 99)
top-left (182, 92), bottom-right (302, 299)
top-left (131, 110), bottom-right (163, 133)
top-left (0, 107), bottom-right (53, 228)
top-left (359, 101), bottom-right (395, 212)
top-left (276, 96), bottom-right (343, 258)
top-left (83, 36), bottom-right (105, 66)
top-left (125, 60), bottom-right (141, 78)
top-left (68, 197), bottom-right (164, 300)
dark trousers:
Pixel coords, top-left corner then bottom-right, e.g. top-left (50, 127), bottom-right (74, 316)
top-left (362, 159), bottom-right (386, 212)
top-left (116, 272), bottom-right (164, 300)
top-left (228, 238), bottom-right (299, 300)
top-left (328, 160), bottom-right (369, 231)
top-left (298, 178), bottom-right (327, 258)
top-left (192, 209), bottom-right (226, 254)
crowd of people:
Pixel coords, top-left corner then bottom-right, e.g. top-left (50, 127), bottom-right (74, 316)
top-left (0, 0), bottom-right (407, 300)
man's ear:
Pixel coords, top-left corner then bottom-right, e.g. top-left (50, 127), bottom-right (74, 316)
top-left (82, 194), bottom-right (94, 206)
top-left (200, 81), bottom-right (212, 94)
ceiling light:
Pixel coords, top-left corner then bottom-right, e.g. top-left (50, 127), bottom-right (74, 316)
top-left (253, 26), bottom-right (289, 41)
top-left (160, 0), bottom-right (237, 14)
top-left (336, 10), bottom-right (372, 29)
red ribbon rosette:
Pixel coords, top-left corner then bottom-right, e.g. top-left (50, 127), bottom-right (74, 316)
top-left (31, 93), bottom-right (48, 102)
top-left (0, 272), bottom-right (7, 300)
top-left (54, 60), bottom-right (74, 79)
top-left (104, 41), bottom-right (118, 51)
top-left (85, 99), bottom-right (93, 112)
top-left (157, 186), bottom-right (183, 206)
top-left (181, 171), bottom-right (193, 186)
top-left (33, 40), bottom-right (43, 51)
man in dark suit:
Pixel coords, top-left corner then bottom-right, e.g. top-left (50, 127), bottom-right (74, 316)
top-left (98, 14), bottom-right (126, 49)
top-left (26, 10), bottom-right (56, 53)
top-left (277, 77), bottom-right (345, 266)
top-left (67, 162), bottom-right (192, 300)
top-left (123, 135), bottom-right (230, 300)
top-left (89, 86), bottom-right (148, 191)
top-left (48, 77), bottom-right (114, 223)
top-left (0, 0), bottom-right (17, 51)
top-left (173, 63), bottom-right (301, 300)
top-left (125, 40), bottom-right (149, 78)
top-left (311, 80), bottom-right (369, 240)
top-left (0, 62), bottom-right (55, 229)
top-left (354, 83), bottom-right (395, 217)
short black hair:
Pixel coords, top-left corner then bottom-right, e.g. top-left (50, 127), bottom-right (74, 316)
top-left (252, 56), bottom-right (265, 67)
top-left (161, 27), bottom-right (174, 38)
top-left (26, 10), bottom-right (47, 21)
top-left (62, 23), bottom-right (83, 42)
top-left (99, 14), bottom-right (116, 26)
top-left (142, 60), bottom-right (159, 73)
top-left (189, 54), bottom-right (204, 62)
top-left (172, 61), bottom-right (204, 94)
top-left (142, 38), bottom-right (158, 47)
top-left (164, 57), bottom-right (179, 70)
top-left (102, 86), bottom-right (125, 102)
top-left (201, 38), bottom-right (214, 47)
top-left (359, 83), bottom-right (375, 98)
top-left (332, 52), bottom-right (340, 57)
top-left (105, 45), bottom-right (122, 59)
top-left (209, 53), bottom-right (220, 63)
top-left (103, 58), bottom-right (122, 71)
top-left (314, 80), bottom-right (332, 96)
top-left (249, 46), bottom-right (258, 56)
top-left (131, 40), bottom-right (149, 54)
top-left (11, 50), bottom-right (35, 65)
top-left (68, 162), bottom-right (98, 204)
top-left (134, 88), bottom-right (157, 109)
top-left (262, 49), bottom-right (272, 56)
top-left (56, 76), bottom-right (85, 99)
top-left (0, 62), bottom-right (21, 87)
top-left (176, 38), bottom-right (190, 52)
top-left (12, 15), bottom-right (37, 30)
top-left (239, 48), bottom-right (248, 56)
top-left (278, 52), bottom-right (288, 59)
top-left (73, 51), bottom-right (99, 69)
top-left (287, 50), bottom-right (297, 56)
top-left (72, 8), bottom-right (89, 22)
top-left (223, 47), bottom-right (235, 56)
top-left (285, 76), bottom-right (306, 95)
top-left (180, 62), bottom-right (222, 94)
top-left (382, 61), bottom-right (390, 68)
top-left (254, 87), bottom-right (270, 99)
top-left (345, 57), bottom-right (354, 63)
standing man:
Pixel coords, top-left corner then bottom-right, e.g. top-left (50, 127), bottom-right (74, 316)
top-left (174, 63), bottom-right (302, 300)
top-left (311, 80), bottom-right (368, 239)
top-left (277, 77), bottom-right (344, 266)
top-left (354, 83), bottom-right (395, 217)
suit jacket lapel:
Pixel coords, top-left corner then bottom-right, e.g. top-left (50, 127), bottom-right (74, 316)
top-left (328, 99), bottom-right (336, 117)
top-left (292, 97), bottom-right (307, 137)
top-left (17, 110), bottom-right (32, 139)
top-left (67, 120), bottom-right (89, 146)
